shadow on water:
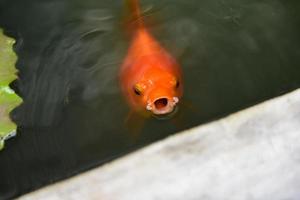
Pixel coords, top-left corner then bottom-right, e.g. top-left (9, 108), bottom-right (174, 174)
top-left (0, 0), bottom-right (300, 198)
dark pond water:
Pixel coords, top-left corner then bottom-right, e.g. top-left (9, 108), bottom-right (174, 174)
top-left (0, 0), bottom-right (300, 199)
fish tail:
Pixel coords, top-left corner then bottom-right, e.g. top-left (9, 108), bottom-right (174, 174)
top-left (126, 0), bottom-right (144, 28)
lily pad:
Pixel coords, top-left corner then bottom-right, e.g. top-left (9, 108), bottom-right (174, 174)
top-left (0, 29), bottom-right (22, 150)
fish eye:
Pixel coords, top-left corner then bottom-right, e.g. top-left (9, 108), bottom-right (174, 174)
top-left (133, 84), bottom-right (142, 96)
top-left (134, 87), bottom-right (141, 95)
top-left (175, 79), bottom-right (180, 89)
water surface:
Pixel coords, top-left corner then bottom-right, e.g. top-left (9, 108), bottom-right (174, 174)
top-left (0, 0), bottom-right (300, 198)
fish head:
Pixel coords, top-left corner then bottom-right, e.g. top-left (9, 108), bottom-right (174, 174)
top-left (132, 70), bottom-right (183, 116)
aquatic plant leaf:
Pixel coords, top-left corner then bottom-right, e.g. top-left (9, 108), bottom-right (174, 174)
top-left (0, 29), bottom-right (21, 150)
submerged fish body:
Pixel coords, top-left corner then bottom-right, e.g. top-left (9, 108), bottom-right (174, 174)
top-left (119, 0), bottom-right (183, 116)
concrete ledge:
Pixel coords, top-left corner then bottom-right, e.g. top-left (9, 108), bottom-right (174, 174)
top-left (19, 89), bottom-right (300, 200)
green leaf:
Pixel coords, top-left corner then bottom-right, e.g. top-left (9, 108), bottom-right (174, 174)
top-left (0, 29), bottom-right (22, 150)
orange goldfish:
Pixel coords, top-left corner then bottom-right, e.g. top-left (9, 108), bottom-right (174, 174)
top-left (119, 0), bottom-right (183, 117)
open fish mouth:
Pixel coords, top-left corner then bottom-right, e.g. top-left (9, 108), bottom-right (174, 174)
top-left (152, 105), bottom-right (179, 120)
top-left (146, 97), bottom-right (179, 116)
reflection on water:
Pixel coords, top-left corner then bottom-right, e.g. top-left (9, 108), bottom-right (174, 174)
top-left (0, 0), bottom-right (300, 198)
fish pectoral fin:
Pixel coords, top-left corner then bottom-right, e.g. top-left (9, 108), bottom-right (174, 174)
top-left (169, 99), bottom-right (200, 130)
top-left (124, 110), bottom-right (147, 139)
top-left (180, 98), bottom-right (199, 114)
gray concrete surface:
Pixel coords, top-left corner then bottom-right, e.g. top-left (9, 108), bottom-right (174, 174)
top-left (19, 89), bottom-right (300, 200)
